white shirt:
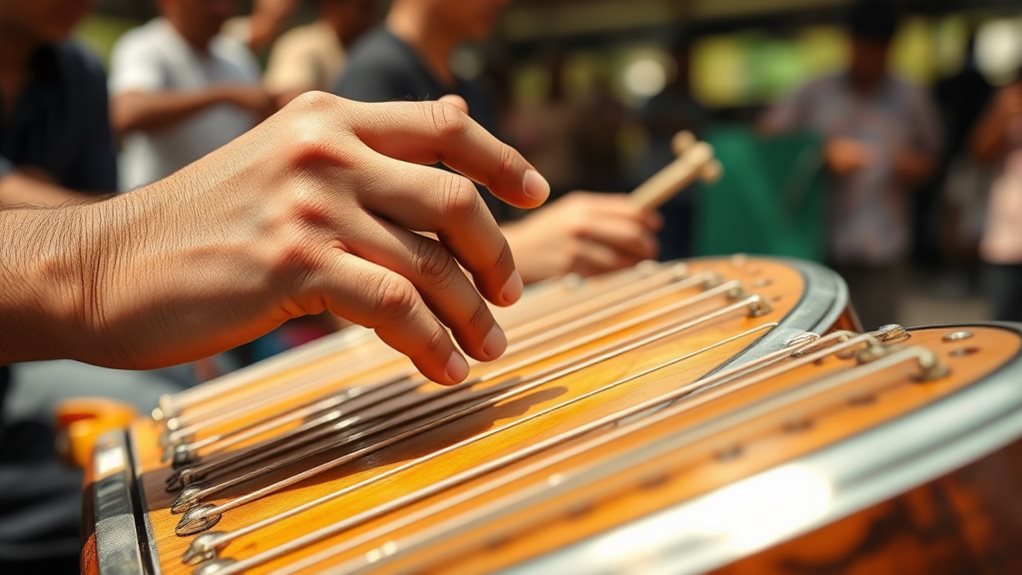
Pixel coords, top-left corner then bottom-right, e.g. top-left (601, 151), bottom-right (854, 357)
top-left (109, 18), bottom-right (261, 190)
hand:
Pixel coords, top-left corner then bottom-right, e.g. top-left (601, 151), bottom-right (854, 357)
top-left (996, 85), bottom-right (1022, 119)
top-left (503, 191), bottom-right (661, 283)
top-left (34, 92), bottom-right (549, 385)
top-left (253, 0), bottom-right (299, 23)
top-left (219, 85), bottom-right (278, 119)
top-left (825, 137), bottom-right (874, 175)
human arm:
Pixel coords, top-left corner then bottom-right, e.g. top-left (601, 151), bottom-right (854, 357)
top-left (0, 92), bottom-right (549, 385)
top-left (501, 192), bottom-right (661, 284)
top-left (971, 85), bottom-right (1022, 166)
top-left (0, 163), bottom-right (94, 206)
top-left (108, 29), bottom-right (275, 136)
top-left (111, 86), bottom-right (276, 135)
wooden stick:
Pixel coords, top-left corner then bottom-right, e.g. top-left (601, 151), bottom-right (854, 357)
top-left (630, 134), bottom-right (722, 211)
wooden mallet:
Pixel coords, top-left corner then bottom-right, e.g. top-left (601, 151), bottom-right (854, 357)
top-left (630, 131), bottom-right (722, 211)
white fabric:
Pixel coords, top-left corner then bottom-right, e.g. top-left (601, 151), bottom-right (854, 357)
top-left (109, 18), bottom-right (261, 190)
top-left (981, 150), bottom-right (1022, 264)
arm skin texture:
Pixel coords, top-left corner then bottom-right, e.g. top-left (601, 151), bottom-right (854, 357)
top-left (0, 92), bottom-right (550, 385)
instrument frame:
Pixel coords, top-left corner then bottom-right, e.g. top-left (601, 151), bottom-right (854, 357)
top-left (86, 257), bottom-right (851, 575)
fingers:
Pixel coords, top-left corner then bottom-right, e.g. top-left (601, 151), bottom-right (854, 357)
top-left (345, 216), bottom-right (507, 363)
top-left (360, 155), bottom-right (523, 307)
top-left (554, 192), bottom-right (661, 260)
top-left (577, 216), bottom-right (660, 261)
top-left (313, 254), bottom-right (469, 385)
top-left (572, 192), bottom-right (663, 230)
top-left (347, 99), bottom-right (550, 209)
top-left (572, 240), bottom-right (644, 277)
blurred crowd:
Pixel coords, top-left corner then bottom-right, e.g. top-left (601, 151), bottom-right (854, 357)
top-left (1, 0), bottom-right (1021, 570)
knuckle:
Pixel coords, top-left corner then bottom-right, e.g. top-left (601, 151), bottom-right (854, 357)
top-left (289, 90), bottom-right (336, 112)
top-left (494, 241), bottom-right (514, 272)
top-left (372, 275), bottom-right (419, 321)
top-left (413, 239), bottom-right (456, 284)
top-left (437, 174), bottom-right (479, 219)
top-left (469, 300), bottom-right (491, 330)
top-left (287, 126), bottom-right (333, 166)
top-left (428, 101), bottom-right (467, 139)
top-left (426, 326), bottom-right (448, 354)
top-left (497, 143), bottom-right (516, 181)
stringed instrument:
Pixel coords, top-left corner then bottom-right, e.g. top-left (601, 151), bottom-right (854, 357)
top-left (80, 254), bottom-right (856, 575)
top-left (76, 133), bottom-right (1022, 574)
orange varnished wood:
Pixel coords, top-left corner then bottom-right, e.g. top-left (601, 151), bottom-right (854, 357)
top-left (56, 397), bottom-right (138, 469)
top-left (131, 257), bottom-right (812, 574)
top-left (358, 327), bottom-right (1022, 575)
top-left (88, 251), bottom-right (1022, 575)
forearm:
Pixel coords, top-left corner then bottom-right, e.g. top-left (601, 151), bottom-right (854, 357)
top-left (112, 89), bottom-right (229, 135)
top-left (0, 171), bottom-right (91, 207)
top-left (971, 109), bottom-right (1010, 166)
top-left (0, 203), bottom-right (94, 363)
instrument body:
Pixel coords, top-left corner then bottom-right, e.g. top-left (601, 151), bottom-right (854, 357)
top-left (84, 256), bottom-right (877, 574)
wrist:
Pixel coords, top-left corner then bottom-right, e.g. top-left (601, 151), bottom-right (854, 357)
top-left (0, 203), bottom-right (99, 362)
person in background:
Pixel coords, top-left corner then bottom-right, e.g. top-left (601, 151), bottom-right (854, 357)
top-left (971, 71), bottom-right (1022, 322)
top-left (222, 0), bottom-right (300, 55)
top-left (0, 0), bottom-right (191, 571)
top-left (109, 0), bottom-right (279, 191)
top-left (264, 0), bottom-right (377, 95)
top-left (760, 0), bottom-right (941, 329)
top-left (336, 0), bottom-right (661, 284)
top-left (0, 0), bottom-right (113, 207)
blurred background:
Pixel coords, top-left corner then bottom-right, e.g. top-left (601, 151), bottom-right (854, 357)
top-left (78, 0), bottom-right (1022, 337)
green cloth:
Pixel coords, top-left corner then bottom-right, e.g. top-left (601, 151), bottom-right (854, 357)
top-left (694, 126), bottom-right (826, 262)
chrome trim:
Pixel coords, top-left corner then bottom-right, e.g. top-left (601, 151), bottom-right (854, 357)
top-left (129, 429), bottom-right (162, 575)
top-left (713, 257), bottom-right (849, 370)
top-left (92, 430), bottom-right (149, 574)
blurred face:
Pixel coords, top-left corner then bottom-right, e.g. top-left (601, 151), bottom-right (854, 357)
top-left (0, 0), bottom-right (92, 44)
top-left (437, 0), bottom-right (509, 42)
top-left (849, 38), bottom-right (889, 89)
top-left (160, 0), bottom-right (233, 48)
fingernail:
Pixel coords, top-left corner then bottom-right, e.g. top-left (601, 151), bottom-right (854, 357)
top-left (445, 352), bottom-right (470, 383)
top-left (482, 324), bottom-right (507, 360)
top-left (522, 169), bottom-right (550, 202)
top-left (501, 271), bottom-right (524, 304)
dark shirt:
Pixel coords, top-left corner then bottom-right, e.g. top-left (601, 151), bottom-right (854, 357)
top-left (0, 41), bottom-right (117, 192)
top-left (334, 27), bottom-right (506, 218)
top-left (0, 41), bottom-right (115, 437)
